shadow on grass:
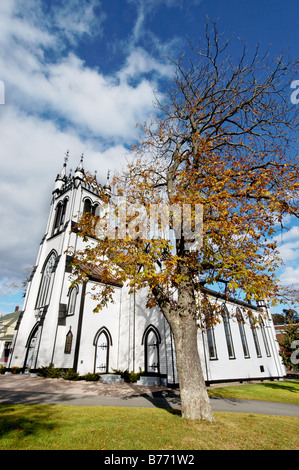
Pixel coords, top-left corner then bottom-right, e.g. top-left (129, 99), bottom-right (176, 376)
top-left (0, 404), bottom-right (57, 440)
top-left (122, 384), bottom-right (182, 414)
top-left (258, 381), bottom-right (299, 394)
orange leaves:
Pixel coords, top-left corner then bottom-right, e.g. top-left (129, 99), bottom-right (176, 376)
top-left (70, 90), bottom-right (299, 316)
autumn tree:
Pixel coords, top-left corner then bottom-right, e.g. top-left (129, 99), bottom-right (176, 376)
top-left (276, 322), bottom-right (299, 371)
top-left (273, 308), bottom-right (299, 325)
top-left (71, 21), bottom-right (299, 421)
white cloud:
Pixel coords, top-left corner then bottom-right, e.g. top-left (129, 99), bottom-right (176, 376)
top-left (45, 0), bottom-right (106, 44)
top-left (0, 0), bottom-right (195, 315)
top-left (0, 2), bottom-right (172, 144)
top-left (0, 0), bottom-right (175, 296)
top-left (118, 48), bottom-right (174, 81)
top-left (274, 226), bottom-right (299, 262)
top-left (279, 267), bottom-right (299, 290)
top-left (0, 106), bottom-right (131, 283)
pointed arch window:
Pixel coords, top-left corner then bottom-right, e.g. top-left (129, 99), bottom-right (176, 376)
top-left (204, 310), bottom-right (217, 360)
top-left (236, 308), bottom-right (250, 358)
top-left (83, 198), bottom-right (100, 217)
top-left (259, 316), bottom-right (271, 356)
top-left (67, 286), bottom-right (78, 316)
top-left (222, 307), bottom-right (235, 359)
top-left (36, 252), bottom-right (57, 308)
top-left (249, 316), bottom-right (262, 357)
top-left (64, 329), bottom-right (73, 354)
top-left (142, 325), bottom-right (161, 374)
top-left (83, 198), bottom-right (93, 215)
top-left (53, 198), bottom-right (68, 235)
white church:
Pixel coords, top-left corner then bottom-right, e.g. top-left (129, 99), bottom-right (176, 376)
top-left (8, 157), bottom-right (286, 385)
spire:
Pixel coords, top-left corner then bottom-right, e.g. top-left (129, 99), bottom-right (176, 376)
top-left (104, 169), bottom-right (110, 186)
top-left (103, 169), bottom-right (111, 196)
top-left (53, 151), bottom-right (69, 193)
top-left (74, 153), bottom-right (85, 187)
top-left (76, 153), bottom-right (84, 171)
top-left (74, 154), bottom-right (85, 178)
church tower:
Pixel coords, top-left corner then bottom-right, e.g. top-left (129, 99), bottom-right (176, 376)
top-left (8, 155), bottom-right (114, 373)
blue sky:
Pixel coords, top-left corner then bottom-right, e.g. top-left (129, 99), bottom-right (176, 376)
top-left (0, 0), bottom-right (298, 315)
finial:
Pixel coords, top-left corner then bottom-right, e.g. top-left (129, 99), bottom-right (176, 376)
top-left (64, 150), bottom-right (69, 166)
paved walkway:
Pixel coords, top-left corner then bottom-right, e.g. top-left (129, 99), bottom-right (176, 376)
top-left (0, 374), bottom-right (298, 417)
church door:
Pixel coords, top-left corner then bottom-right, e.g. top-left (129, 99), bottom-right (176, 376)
top-left (25, 327), bottom-right (39, 370)
top-left (95, 331), bottom-right (109, 373)
top-left (145, 329), bottom-right (160, 374)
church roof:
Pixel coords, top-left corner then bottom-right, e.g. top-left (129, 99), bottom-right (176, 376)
top-left (0, 310), bottom-right (20, 323)
top-left (88, 265), bottom-right (123, 287)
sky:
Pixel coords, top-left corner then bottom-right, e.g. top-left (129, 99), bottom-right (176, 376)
top-left (0, 0), bottom-right (298, 316)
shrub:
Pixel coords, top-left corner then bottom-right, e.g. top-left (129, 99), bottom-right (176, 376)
top-left (112, 368), bottom-right (143, 383)
top-left (80, 372), bottom-right (102, 381)
top-left (36, 364), bottom-right (80, 381)
top-left (61, 369), bottom-right (79, 381)
top-left (0, 366), bottom-right (6, 374)
top-left (36, 364), bottom-right (63, 378)
top-left (10, 367), bottom-right (21, 374)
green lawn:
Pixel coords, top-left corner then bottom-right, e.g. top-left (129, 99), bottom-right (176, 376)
top-left (0, 379), bottom-right (298, 450)
top-left (0, 404), bottom-right (298, 450)
top-left (207, 380), bottom-right (299, 404)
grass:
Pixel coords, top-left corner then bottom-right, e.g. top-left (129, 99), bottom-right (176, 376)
top-left (207, 380), bottom-right (299, 405)
top-left (0, 379), bottom-right (298, 450)
top-left (0, 405), bottom-right (298, 450)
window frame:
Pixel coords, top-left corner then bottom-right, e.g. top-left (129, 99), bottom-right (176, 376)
top-left (36, 252), bottom-right (57, 308)
top-left (64, 329), bottom-right (73, 354)
top-left (204, 311), bottom-right (218, 360)
top-left (53, 198), bottom-right (68, 235)
top-left (259, 316), bottom-right (271, 357)
top-left (249, 316), bottom-right (262, 357)
top-left (67, 286), bottom-right (78, 316)
top-left (236, 308), bottom-right (250, 358)
top-left (222, 307), bottom-right (236, 359)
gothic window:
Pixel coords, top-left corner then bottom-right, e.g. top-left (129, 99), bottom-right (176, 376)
top-left (249, 316), bottom-right (262, 357)
top-left (204, 312), bottom-right (217, 360)
top-left (236, 309), bottom-right (250, 358)
top-left (36, 252), bottom-right (56, 308)
top-left (67, 286), bottom-right (78, 316)
top-left (222, 307), bottom-right (235, 359)
top-left (64, 329), bottom-right (73, 354)
top-left (83, 199), bottom-right (100, 217)
top-left (83, 198), bottom-right (93, 215)
top-left (53, 198), bottom-right (68, 235)
top-left (142, 325), bottom-right (161, 374)
top-left (259, 316), bottom-right (271, 356)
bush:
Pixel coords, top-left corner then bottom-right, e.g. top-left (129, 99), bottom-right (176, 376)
top-left (61, 369), bottom-right (80, 381)
top-left (0, 366), bottom-right (6, 374)
top-left (112, 368), bottom-right (143, 383)
top-left (36, 364), bottom-right (78, 380)
top-left (80, 372), bottom-right (102, 382)
top-left (10, 367), bottom-right (21, 374)
top-left (36, 364), bottom-right (63, 378)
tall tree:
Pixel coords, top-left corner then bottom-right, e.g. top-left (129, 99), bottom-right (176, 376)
top-left (276, 323), bottom-right (299, 371)
top-left (71, 21), bottom-right (299, 421)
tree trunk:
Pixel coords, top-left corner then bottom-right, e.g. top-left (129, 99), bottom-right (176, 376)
top-left (171, 312), bottom-right (215, 422)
